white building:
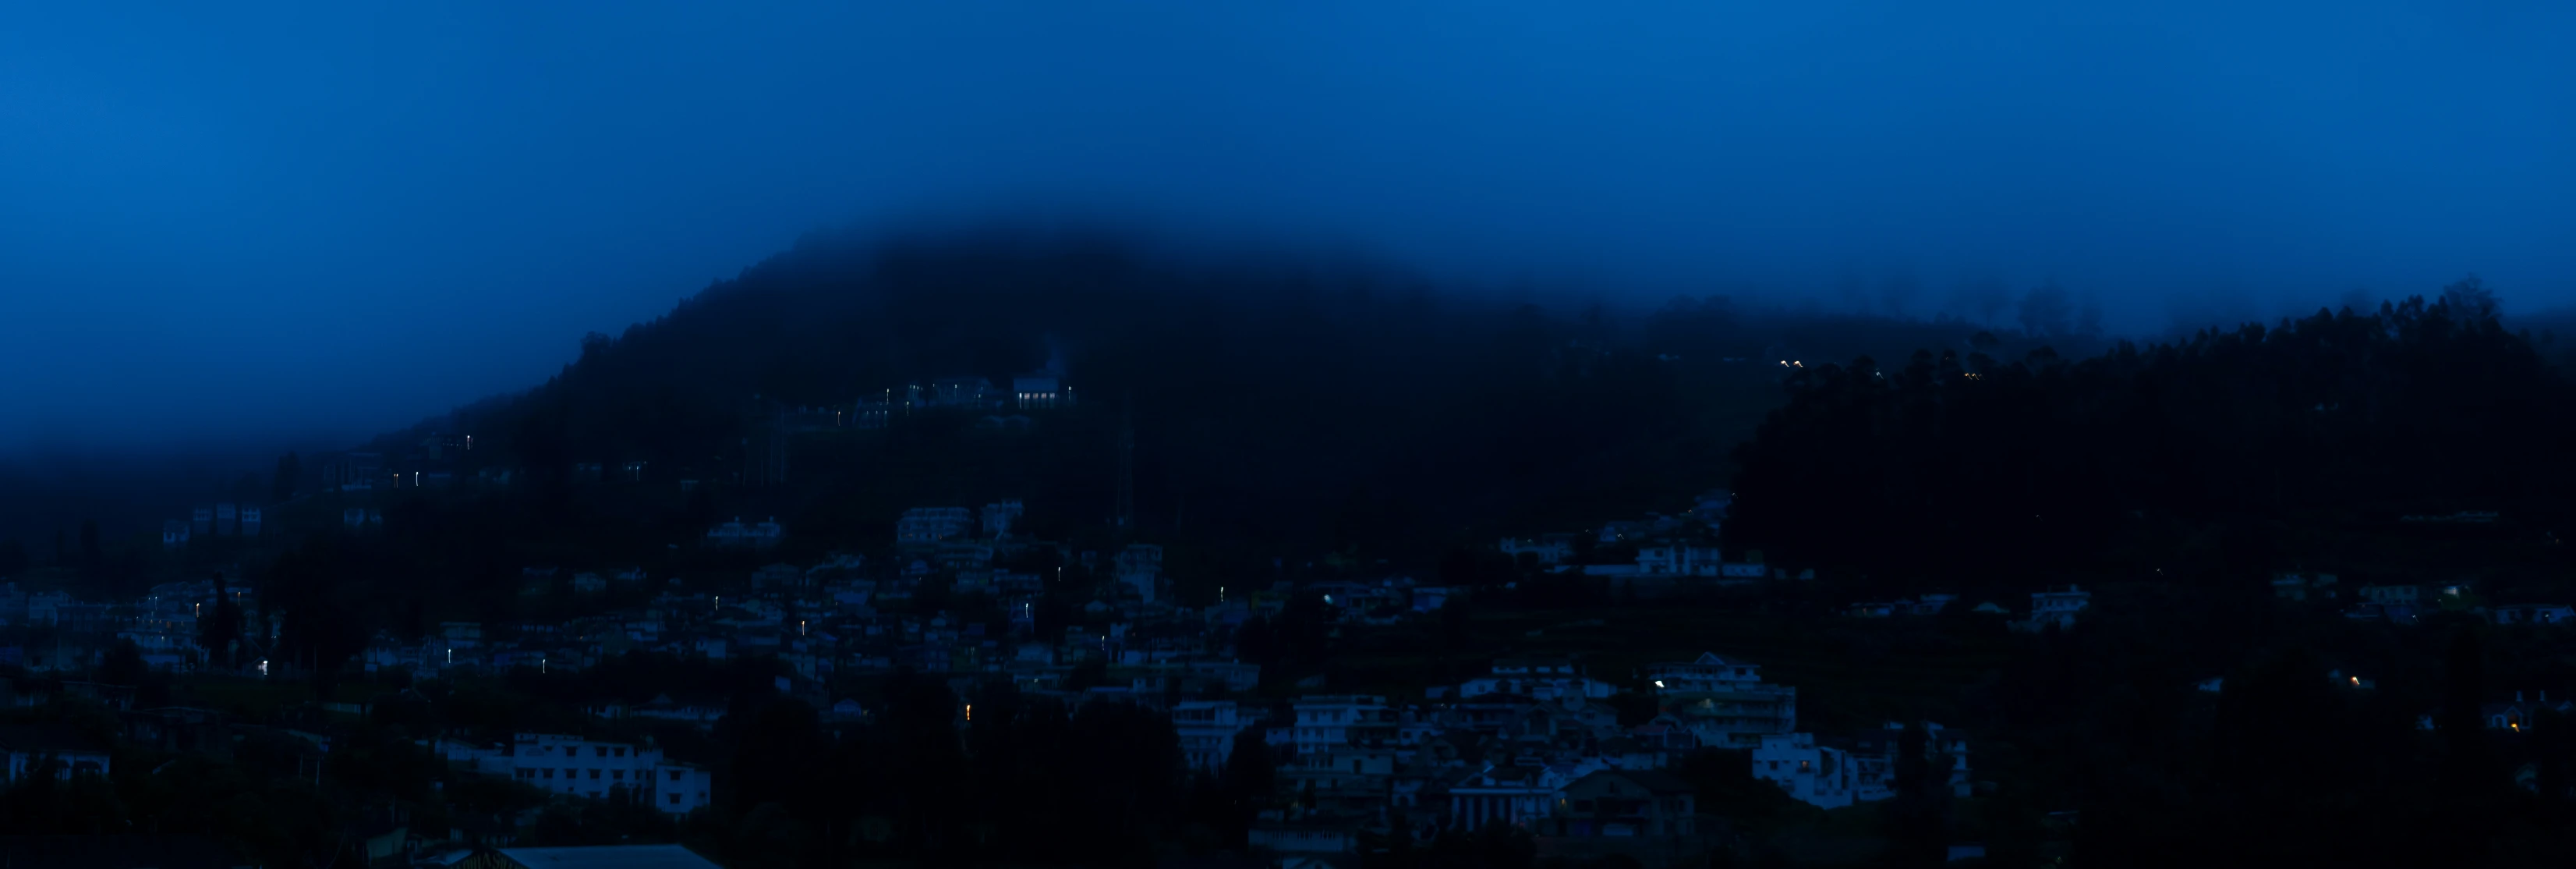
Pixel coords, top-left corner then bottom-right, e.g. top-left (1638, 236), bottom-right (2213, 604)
top-left (980, 501), bottom-right (1025, 537)
top-left (1115, 544), bottom-right (1163, 604)
top-left (2490, 604), bottom-right (2575, 625)
top-left (1456, 659), bottom-right (1618, 701)
top-left (1633, 544), bottom-right (1725, 577)
top-left (1173, 701), bottom-right (1247, 771)
top-left (1499, 535), bottom-right (1577, 565)
top-left (507, 733), bottom-right (711, 815)
top-left (1647, 652), bottom-right (1798, 748)
top-left (896, 508), bottom-right (974, 546)
top-left (2015, 585), bottom-right (2090, 632)
top-left (1752, 732), bottom-right (1856, 809)
top-left (1449, 764), bottom-right (1577, 829)
top-left (1011, 373), bottom-right (1068, 410)
top-left (1290, 695), bottom-right (1397, 753)
top-left (706, 516), bottom-right (780, 549)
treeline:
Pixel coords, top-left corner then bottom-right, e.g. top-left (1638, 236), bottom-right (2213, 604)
top-left (1728, 281), bottom-right (2576, 601)
top-left (338, 229), bottom-right (2075, 597)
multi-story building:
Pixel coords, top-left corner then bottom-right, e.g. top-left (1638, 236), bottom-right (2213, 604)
top-left (1846, 722), bottom-right (1973, 801)
top-left (896, 508), bottom-right (974, 546)
top-left (1291, 695), bottom-right (1398, 753)
top-left (507, 734), bottom-right (711, 815)
top-left (1173, 701), bottom-right (1247, 771)
top-left (1454, 659), bottom-right (1618, 701)
top-left (1751, 732), bottom-right (1856, 808)
top-left (1647, 653), bottom-right (1797, 748)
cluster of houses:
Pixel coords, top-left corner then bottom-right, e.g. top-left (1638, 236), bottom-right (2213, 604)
top-left (2270, 573), bottom-right (2575, 627)
top-left (160, 502), bottom-right (265, 548)
top-left (1212, 651), bottom-right (1970, 866)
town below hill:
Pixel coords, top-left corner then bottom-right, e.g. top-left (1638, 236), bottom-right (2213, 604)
top-left (4, 237), bottom-right (2574, 867)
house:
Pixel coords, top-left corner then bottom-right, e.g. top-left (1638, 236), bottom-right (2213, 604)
top-left (1500, 534), bottom-right (1580, 565)
top-left (2270, 572), bottom-right (2340, 602)
top-left (2492, 605), bottom-right (2576, 626)
top-left (239, 505), bottom-right (262, 537)
top-left (481, 845), bottom-right (724, 868)
top-left (1116, 544), bottom-right (1164, 604)
top-left (896, 508), bottom-right (974, 546)
top-left (0, 722), bottom-right (113, 781)
top-left (1633, 544), bottom-right (1725, 577)
top-left (750, 564), bottom-right (804, 590)
top-left (1647, 653), bottom-right (1798, 748)
top-left (1456, 659), bottom-right (1618, 701)
top-left (1291, 695), bottom-right (1398, 752)
top-left (981, 500), bottom-right (1025, 537)
top-left (1538, 768), bottom-right (1704, 863)
top-left (161, 520), bottom-right (190, 548)
top-left (1449, 764), bottom-right (1574, 828)
top-left (1846, 595), bottom-right (1955, 618)
top-left (1247, 810), bottom-right (1364, 856)
top-left (2359, 584), bottom-right (2422, 606)
top-left (2012, 585), bottom-right (2090, 632)
top-left (505, 733), bottom-right (710, 814)
top-left (1012, 373), bottom-right (1069, 410)
top-left (1174, 701), bottom-right (1247, 771)
top-left (1846, 722), bottom-right (1973, 801)
top-left (1751, 732), bottom-right (1856, 808)
top-left (2418, 692), bottom-right (2576, 732)
top-left (927, 376), bottom-right (993, 408)
top-left (706, 517), bottom-right (783, 549)
top-left (2344, 602), bottom-right (2422, 626)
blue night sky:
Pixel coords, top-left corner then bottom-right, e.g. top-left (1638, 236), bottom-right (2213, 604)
top-left (3, 2), bottom-right (2571, 452)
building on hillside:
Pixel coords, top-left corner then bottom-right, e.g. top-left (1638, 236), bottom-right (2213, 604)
top-left (0, 722), bottom-right (113, 781)
top-left (215, 502), bottom-right (238, 536)
top-left (1751, 732), bottom-right (1856, 808)
top-left (1499, 534), bottom-right (1580, 565)
top-left (897, 508), bottom-right (973, 546)
top-left (2011, 585), bottom-right (2090, 632)
top-left (927, 377), bottom-right (992, 408)
top-left (1633, 544), bottom-right (1725, 577)
top-left (1537, 768), bottom-right (1705, 861)
top-left (1647, 653), bottom-right (1797, 748)
top-left (1449, 764), bottom-right (1576, 828)
top-left (1115, 544), bottom-right (1163, 604)
top-left (507, 733), bottom-right (710, 814)
top-left (706, 517), bottom-right (783, 549)
top-left (239, 505), bottom-right (261, 537)
top-left (980, 500), bottom-right (1025, 537)
top-left (191, 506), bottom-right (214, 536)
top-left (1291, 695), bottom-right (1398, 753)
top-left (1011, 372), bottom-right (1070, 410)
top-left (1456, 659), bottom-right (1618, 701)
top-left (2358, 584), bottom-right (2422, 605)
top-left (472, 845), bottom-right (724, 869)
top-left (161, 520), bottom-right (190, 549)
top-left (2270, 572), bottom-right (2340, 601)
top-left (1847, 722), bottom-right (1973, 801)
top-left (2492, 605), bottom-right (2575, 626)
top-left (1173, 701), bottom-right (1247, 771)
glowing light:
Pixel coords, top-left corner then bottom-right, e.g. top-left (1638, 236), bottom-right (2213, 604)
top-left (1654, 680), bottom-right (1665, 688)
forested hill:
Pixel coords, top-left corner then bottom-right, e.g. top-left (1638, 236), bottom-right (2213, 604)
top-left (346, 229), bottom-right (2044, 589)
top-left (1728, 281), bottom-right (2576, 603)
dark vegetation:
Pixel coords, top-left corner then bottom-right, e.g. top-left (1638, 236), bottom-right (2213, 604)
top-left (7, 233), bottom-right (2576, 866)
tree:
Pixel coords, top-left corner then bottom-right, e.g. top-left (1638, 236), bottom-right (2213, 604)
top-left (201, 572), bottom-right (245, 669)
top-left (1219, 726), bottom-right (1276, 846)
top-left (273, 452), bottom-right (302, 503)
top-left (98, 638), bottom-right (150, 687)
top-left (78, 520), bottom-right (101, 578)
top-left (1883, 721), bottom-right (1945, 867)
